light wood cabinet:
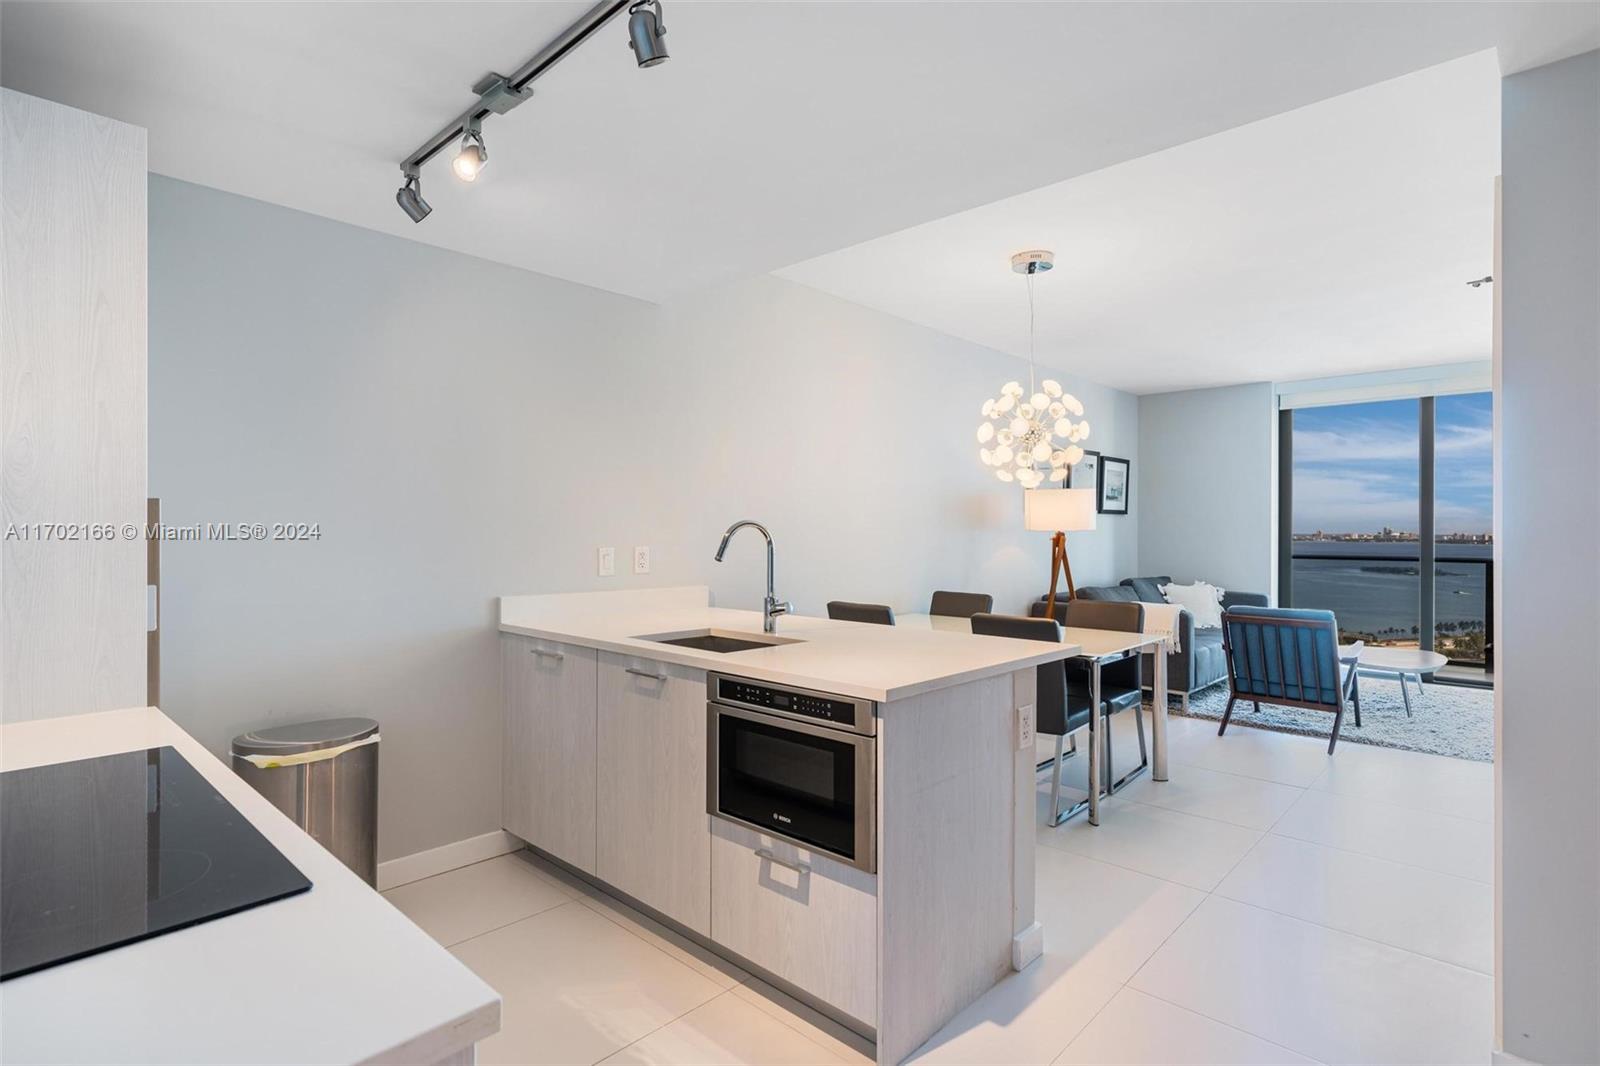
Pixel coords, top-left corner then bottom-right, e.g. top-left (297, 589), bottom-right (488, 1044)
top-left (501, 635), bottom-right (598, 873)
top-left (1, 89), bottom-right (147, 724)
top-left (596, 653), bottom-right (711, 935)
top-left (710, 817), bottom-right (878, 1026)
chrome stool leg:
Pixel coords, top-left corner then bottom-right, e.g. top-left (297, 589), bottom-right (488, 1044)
top-left (1049, 734), bottom-right (1065, 823)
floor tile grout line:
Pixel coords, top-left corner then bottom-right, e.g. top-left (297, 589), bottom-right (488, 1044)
top-left (1118, 791), bottom-right (1302, 834)
top-left (441, 854), bottom-right (860, 1060)
top-left (727, 979), bottom-right (869, 1063)
top-left (568, 889), bottom-right (748, 988)
top-left (383, 849), bottom-right (562, 895)
top-left (1281, 782), bottom-right (1498, 829)
top-left (1117, 873), bottom-right (1215, 1022)
top-left (1205, 887), bottom-right (1494, 978)
top-left (1121, 795), bottom-right (1276, 997)
top-left (1166, 704), bottom-right (1489, 768)
top-left (1167, 751), bottom-right (1494, 824)
top-left (531, 862), bottom-right (753, 989)
top-left (1125, 985), bottom-right (1333, 1065)
top-left (1044, 975), bottom-right (1161, 1066)
top-left (1265, 823), bottom-right (1493, 885)
top-left (1034, 824), bottom-right (1259, 894)
top-left (1164, 753), bottom-right (1331, 791)
top-left (1304, 781), bottom-right (1494, 824)
top-left (585, 986), bottom-right (744, 1066)
top-left (442, 895), bottom-right (586, 950)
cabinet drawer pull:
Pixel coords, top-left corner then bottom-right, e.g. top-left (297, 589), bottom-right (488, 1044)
top-left (755, 848), bottom-right (811, 876)
top-left (625, 666), bottom-right (667, 682)
top-left (531, 648), bottom-right (565, 661)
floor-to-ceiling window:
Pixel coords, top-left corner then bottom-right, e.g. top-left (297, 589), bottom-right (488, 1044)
top-left (1432, 392), bottom-right (1494, 670)
top-left (1282, 390), bottom-right (1493, 682)
top-left (1289, 398), bottom-right (1423, 647)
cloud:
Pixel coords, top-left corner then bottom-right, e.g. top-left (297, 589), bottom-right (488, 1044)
top-left (1292, 469), bottom-right (1490, 533)
top-left (1294, 421), bottom-right (1491, 466)
top-left (1290, 397), bottom-right (1493, 533)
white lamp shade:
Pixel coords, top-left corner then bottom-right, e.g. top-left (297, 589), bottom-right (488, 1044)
top-left (1024, 487), bottom-right (1097, 532)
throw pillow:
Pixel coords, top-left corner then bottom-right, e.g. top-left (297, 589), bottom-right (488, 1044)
top-left (1160, 580), bottom-right (1225, 628)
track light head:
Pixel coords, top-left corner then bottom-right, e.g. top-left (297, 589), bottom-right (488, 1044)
top-left (396, 174), bottom-right (431, 223)
top-left (627, 0), bottom-right (668, 68)
top-left (453, 129), bottom-right (488, 182)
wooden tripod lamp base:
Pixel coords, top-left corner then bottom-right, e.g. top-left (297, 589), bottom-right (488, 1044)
top-left (1043, 531), bottom-right (1077, 620)
top-left (1023, 488), bottom-right (1097, 623)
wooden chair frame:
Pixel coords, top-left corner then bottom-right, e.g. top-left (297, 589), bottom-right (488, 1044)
top-left (1219, 611), bottom-right (1362, 754)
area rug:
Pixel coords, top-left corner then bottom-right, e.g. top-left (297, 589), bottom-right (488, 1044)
top-left (1164, 676), bottom-right (1493, 763)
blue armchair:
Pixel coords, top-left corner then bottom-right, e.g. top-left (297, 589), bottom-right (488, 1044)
top-left (1219, 607), bottom-right (1362, 754)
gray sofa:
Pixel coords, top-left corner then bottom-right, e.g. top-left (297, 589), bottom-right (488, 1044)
top-left (1034, 576), bottom-right (1269, 707)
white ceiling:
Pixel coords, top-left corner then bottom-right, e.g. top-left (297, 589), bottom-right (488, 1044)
top-left (2, 1), bottom-right (1595, 311)
top-left (778, 50), bottom-right (1508, 394)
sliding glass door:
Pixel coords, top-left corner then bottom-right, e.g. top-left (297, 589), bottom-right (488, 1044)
top-left (1281, 390), bottom-right (1493, 679)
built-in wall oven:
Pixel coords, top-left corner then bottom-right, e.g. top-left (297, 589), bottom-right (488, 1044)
top-left (706, 673), bottom-right (877, 873)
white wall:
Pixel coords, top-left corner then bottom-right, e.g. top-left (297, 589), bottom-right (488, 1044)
top-left (147, 176), bottom-right (1139, 861)
top-left (1135, 383), bottom-right (1276, 595)
top-left (1496, 49), bottom-right (1600, 1066)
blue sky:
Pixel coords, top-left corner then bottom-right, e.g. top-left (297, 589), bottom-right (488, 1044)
top-left (1293, 392), bottom-right (1492, 535)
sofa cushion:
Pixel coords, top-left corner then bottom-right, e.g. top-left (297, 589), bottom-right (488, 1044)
top-left (1074, 585), bottom-right (1140, 603)
top-left (1188, 626), bottom-right (1229, 690)
top-left (1124, 576), bottom-right (1171, 603)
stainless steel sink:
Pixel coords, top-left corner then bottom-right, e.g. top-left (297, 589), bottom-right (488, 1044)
top-left (635, 629), bottom-right (804, 654)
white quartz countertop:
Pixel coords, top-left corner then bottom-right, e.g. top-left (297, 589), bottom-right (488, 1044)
top-left (0, 707), bottom-right (500, 1066)
top-left (498, 587), bottom-right (1080, 702)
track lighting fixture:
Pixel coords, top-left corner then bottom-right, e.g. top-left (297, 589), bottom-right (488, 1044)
top-left (627, 0), bottom-right (668, 68)
top-left (395, 172), bottom-right (431, 224)
top-left (453, 127), bottom-right (487, 183)
top-left (394, 0), bottom-right (673, 222)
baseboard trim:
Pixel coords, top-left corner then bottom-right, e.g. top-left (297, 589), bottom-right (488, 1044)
top-left (377, 829), bottom-right (522, 891)
top-left (1492, 1050), bottom-right (1540, 1066)
top-left (1011, 921), bottom-right (1044, 970)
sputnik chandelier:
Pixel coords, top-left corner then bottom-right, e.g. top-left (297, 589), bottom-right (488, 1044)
top-left (976, 250), bottom-right (1090, 487)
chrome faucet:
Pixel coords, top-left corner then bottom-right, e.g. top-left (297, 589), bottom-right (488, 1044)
top-left (714, 520), bottom-right (792, 633)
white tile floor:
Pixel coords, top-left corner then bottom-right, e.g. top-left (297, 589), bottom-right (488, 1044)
top-left (383, 710), bottom-right (1494, 1065)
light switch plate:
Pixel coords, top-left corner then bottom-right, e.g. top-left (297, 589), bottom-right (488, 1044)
top-left (597, 547), bottom-right (615, 577)
top-left (1016, 703), bottom-right (1035, 752)
top-left (633, 546), bottom-right (651, 574)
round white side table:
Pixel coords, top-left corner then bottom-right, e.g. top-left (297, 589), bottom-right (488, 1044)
top-left (1344, 646), bottom-right (1449, 718)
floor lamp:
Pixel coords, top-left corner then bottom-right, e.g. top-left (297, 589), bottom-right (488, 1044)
top-left (1024, 488), bottom-right (1098, 620)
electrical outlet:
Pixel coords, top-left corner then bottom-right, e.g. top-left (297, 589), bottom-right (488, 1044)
top-left (597, 547), bottom-right (615, 577)
top-left (1016, 703), bottom-right (1036, 752)
top-left (633, 546), bottom-right (651, 574)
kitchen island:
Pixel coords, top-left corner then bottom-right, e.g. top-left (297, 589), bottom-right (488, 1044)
top-left (0, 707), bottom-right (500, 1066)
top-left (498, 586), bottom-right (1082, 1065)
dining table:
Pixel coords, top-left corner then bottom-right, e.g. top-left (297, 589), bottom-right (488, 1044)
top-left (899, 613), bottom-right (1171, 826)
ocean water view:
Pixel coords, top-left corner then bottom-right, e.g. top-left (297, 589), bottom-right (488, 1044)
top-left (1290, 540), bottom-right (1491, 661)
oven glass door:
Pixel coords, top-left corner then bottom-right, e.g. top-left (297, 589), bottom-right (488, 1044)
top-left (715, 707), bottom-right (864, 862)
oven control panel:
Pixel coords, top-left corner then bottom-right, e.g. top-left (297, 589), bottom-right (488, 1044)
top-left (710, 675), bottom-right (875, 734)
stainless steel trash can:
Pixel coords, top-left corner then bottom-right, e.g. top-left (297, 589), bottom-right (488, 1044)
top-left (232, 717), bottom-right (380, 886)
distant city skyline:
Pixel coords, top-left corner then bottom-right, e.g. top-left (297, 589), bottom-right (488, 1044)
top-left (1292, 392), bottom-right (1492, 535)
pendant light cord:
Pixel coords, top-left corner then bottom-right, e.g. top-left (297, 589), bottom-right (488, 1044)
top-left (1026, 273), bottom-right (1038, 395)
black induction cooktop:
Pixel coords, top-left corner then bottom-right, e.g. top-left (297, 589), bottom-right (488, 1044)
top-left (0, 746), bottom-right (311, 980)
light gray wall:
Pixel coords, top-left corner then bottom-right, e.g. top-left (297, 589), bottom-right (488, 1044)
top-left (1135, 383), bottom-right (1276, 596)
top-left (147, 176), bottom-right (1139, 861)
top-left (1497, 49), bottom-right (1600, 1066)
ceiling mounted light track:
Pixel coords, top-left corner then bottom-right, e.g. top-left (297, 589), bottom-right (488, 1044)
top-left (394, 0), bottom-right (672, 222)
